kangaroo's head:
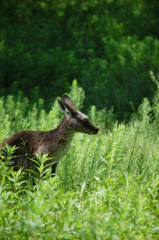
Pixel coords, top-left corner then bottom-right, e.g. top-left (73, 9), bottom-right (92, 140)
top-left (56, 95), bottom-right (99, 135)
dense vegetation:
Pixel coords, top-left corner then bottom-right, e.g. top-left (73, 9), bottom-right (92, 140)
top-left (0, 0), bottom-right (159, 119)
top-left (1, 81), bottom-right (159, 239)
top-left (1, 1), bottom-right (159, 239)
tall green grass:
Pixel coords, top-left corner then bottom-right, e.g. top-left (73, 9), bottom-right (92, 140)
top-left (0, 81), bottom-right (159, 239)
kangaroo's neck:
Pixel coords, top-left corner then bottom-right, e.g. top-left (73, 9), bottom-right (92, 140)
top-left (48, 116), bottom-right (74, 159)
top-left (50, 116), bottom-right (74, 141)
top-left (57, 116), bottom-right (73, 133)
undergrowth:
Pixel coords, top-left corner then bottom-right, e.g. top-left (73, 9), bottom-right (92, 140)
top-left (0, 80), bottom-right (159, 239)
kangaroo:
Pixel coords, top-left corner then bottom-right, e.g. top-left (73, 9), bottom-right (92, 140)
top-left (0, 95), bottom-right (99, 174)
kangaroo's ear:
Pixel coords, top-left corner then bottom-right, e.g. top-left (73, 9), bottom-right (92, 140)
top-left (56, 97), bottom-right (66, 113)
top-left (56, 97), bottom-right (75, 117)
top-left (63, 95), bottom-right (76, 110)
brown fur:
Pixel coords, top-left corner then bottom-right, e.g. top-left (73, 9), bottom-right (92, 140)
top-left (0, 95), bottom-right (99, 174)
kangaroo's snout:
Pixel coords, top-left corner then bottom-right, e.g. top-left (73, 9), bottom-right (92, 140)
top-left (93, 127), bottom-right (99, 134)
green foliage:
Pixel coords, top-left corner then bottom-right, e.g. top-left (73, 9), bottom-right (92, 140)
top-left (0, 0), bottom-right (159, 119)
top-left (151, 71), bottom-right (159, 123)
top-left (0, 83), bottom-right (159, 239)
top-left (69, 79), bottom-right (85, 110)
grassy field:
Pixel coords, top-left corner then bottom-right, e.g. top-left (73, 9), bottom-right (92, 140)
top-left (0, 82), bottom-right (159, 239)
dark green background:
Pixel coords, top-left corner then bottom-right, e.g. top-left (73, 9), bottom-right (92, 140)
top-left (0, 0), bottom-right (159, 119)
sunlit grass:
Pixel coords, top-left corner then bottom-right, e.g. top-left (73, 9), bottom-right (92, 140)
top-left (0, 84), bottom-right (159, 239)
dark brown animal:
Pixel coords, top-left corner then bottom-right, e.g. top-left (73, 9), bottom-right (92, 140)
top-left (0, 95), bottom-right (99, 174)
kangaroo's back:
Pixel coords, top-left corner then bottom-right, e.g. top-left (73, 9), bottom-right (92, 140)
top-left (1, 131), bottom-right (42, 149)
